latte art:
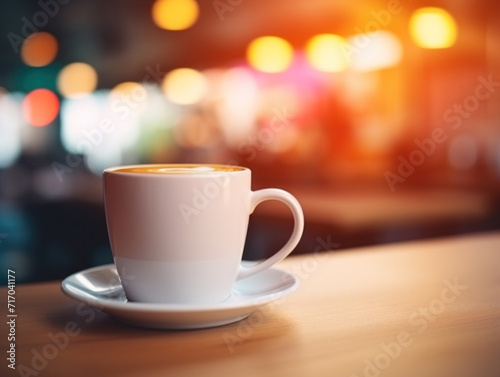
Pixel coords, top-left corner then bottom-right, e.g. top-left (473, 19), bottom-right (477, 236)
top-left (111, 164), bottom-right (245, 174)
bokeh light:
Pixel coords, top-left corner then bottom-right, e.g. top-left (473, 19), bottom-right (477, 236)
top-left (217, 68), bottom-right (259, 146)
top-left (22, 89), bottom-right (59, 127)
top-left (110, 82), bottom-right (147, 101)
top-left (305, 34), bottom-right (349, 73)
top-left (162, 68), bottom-right (208, 105)
top-left (60, 90), bottom-right (138, 175)
top-left (57, 62), bottom-right (98, 98)
top-left (60, 93), bottom-right (107, 155)
top-left (20, 32), bottom-right (58, 67)
top-left (110, 82), bottom-right (149, 116)
top-left (409, 7), bottom-right (458, 49)
top-left (349, 31), bottom-right (403, 72)
top-left (247, 36), bottom-right (294, 73)
top-left (0, 93), bottom-right (23, 168)
top-left (152, 0), bottom-right (199, 31)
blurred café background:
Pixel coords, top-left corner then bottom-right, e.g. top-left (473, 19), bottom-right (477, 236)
top-left (1, 0), bottom-right (499, 284)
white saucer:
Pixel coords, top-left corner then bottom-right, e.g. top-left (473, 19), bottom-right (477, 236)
top-left (61, 263), bottom-right (299, 330)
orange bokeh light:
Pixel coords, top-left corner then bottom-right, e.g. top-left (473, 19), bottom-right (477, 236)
top-left (152, 0), bottom-right (199, 31)
top-left (57, 62), bottom-right (98, 98)
top-left (162, 68), bottom-right (208, 105)
top-left (22, 89), bottom-right (60, 127)
top-left (21, 32), bottom-right (58, 67)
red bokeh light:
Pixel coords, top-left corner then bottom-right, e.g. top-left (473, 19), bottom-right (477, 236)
top-left (22, 89), bottom-right (60, 127)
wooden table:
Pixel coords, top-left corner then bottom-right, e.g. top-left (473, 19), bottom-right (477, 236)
top-left (4, 232), bottom-right (500, 377)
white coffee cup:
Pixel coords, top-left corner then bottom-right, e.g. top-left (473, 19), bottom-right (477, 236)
top-left (103, 164), bottom-right (304, 304)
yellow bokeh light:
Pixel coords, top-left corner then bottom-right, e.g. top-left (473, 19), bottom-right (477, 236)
top-left (57, 62), bottom-right (98, 98)
top-left (409, 7), bottom-right (458, 49)
top-left (21, 32), bottom-right (58, 67)
top-left (246, 36), bottom-right (294, 73)
top-left (305, 34), bottom-right (350, 72)
top-left (152, 0), bottom-right (199, 31)
top-left (162, 68), bottom-right (208, 105)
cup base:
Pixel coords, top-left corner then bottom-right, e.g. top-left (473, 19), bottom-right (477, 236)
top-left (114, 256), bottom-right (241, 304)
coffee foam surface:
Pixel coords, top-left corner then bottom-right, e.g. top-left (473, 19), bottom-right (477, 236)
top-left (111, 165), bottom-right (245, 174)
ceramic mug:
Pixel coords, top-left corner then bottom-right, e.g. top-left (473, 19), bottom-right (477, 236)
top-left (103, 164), bottom-right (304, 304)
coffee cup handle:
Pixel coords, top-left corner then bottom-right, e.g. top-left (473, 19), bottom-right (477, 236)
top-left (237, 188), bottom-right (304, 280)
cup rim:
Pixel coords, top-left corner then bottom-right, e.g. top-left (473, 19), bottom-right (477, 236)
top-left (103, 163), bottom-right (249, 176)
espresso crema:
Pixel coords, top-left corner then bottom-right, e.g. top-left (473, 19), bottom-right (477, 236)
top-left (111, 164), bottom-right (245, 174)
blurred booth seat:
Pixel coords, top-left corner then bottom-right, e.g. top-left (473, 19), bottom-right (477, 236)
top-left (243, 187), bottom-right (498, 259)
